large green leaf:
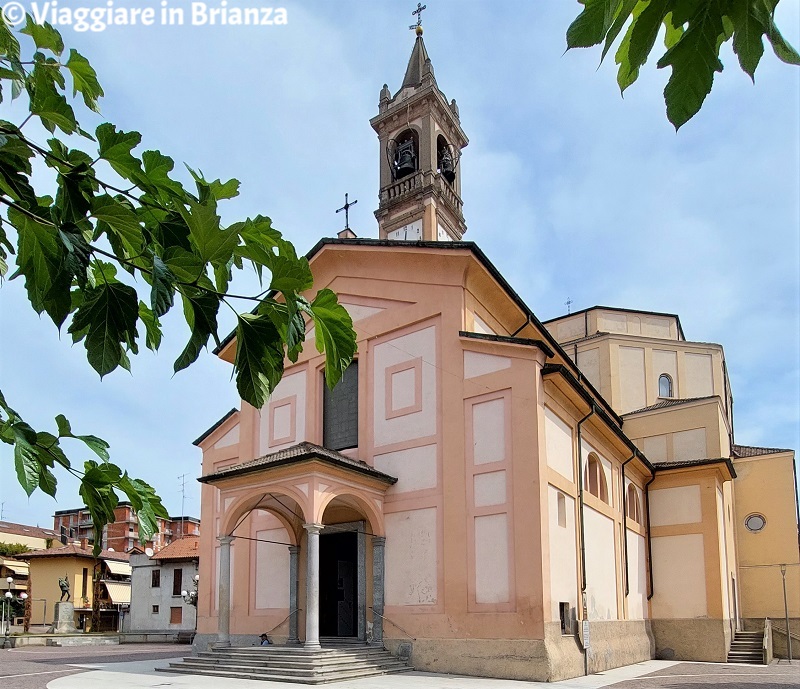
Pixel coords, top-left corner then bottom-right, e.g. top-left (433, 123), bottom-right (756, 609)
top-left (729, 2), bottom-right (766, 80)
top-left (173, 290), bottom-right (221, 372)
top-left (68, 282), bottom-right (139, 376)
top-left (301, 289), bottom-right (357, 390)
top-left (12, 421), bottom-right (39, 496)
top-left (162, 246), bottom-right (206, 283)
top-left (141, 150), bottom-right (183, 198)
top-left (617, 0), bottom-right (670, 93)
top-left (20, 17), bottom-right (63, 55)
top-left (138, 301), bottom-right (162, 351)
top-left (91, 194), bottom-right (144, 257)
top-left (149, 254), bottom-right (175, 317)
top-left (96, 124), bottom-right (143, 180)
top-left (116, 473), bottom-right (169, 544)
top-left (9, 206), bottom-right (72, 327)
top-left (55, 413), bottom-right (110, 460)
top-left (28, 59), bottom-right (77, 134)
top-left (234, 312), bottom-right (285, 409)
top-left (65, 49), bottom-right (103, 112)
top-left (567, 0), bottom-right (623, 48)
top-left (179, 199), bottom-right (238, 268)
top-left (657, 6), bottom-right (726, 129)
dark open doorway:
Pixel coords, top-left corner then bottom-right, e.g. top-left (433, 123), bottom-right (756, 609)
top-left (320, 531), bottom-right (357, 637)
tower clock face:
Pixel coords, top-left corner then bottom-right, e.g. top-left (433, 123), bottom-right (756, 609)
top-left (387, 220), bottom-right (422, 241)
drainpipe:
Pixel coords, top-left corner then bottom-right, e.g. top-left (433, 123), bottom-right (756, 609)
top-left (621, 453), bottom-right (636, 598)
top-left (644, 473), bottom-right (657, 600)
top-left (577, 404), bottom-right (595, 677)
top-left (577, 405), bottom-right (596, 597)
top-left (511, 314), bottom-right (531, 337)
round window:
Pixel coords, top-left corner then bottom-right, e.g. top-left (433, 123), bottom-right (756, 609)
top-left (744, 513), bottom-right (766, 533)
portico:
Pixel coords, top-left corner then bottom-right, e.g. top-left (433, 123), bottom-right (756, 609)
top-left (199, 442), bottom-right (396, 649)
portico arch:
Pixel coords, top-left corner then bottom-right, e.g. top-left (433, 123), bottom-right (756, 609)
top-left (317, 489), bottom-right (386, 537)
top-left (220, 488), bottom-right (308, 541)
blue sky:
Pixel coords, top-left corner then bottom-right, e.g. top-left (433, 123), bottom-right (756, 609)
top-left (1, 1), bottom-right (798, 530)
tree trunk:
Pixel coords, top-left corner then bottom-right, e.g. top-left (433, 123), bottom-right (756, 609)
top-left (91, 561), bottom-right (101, 632)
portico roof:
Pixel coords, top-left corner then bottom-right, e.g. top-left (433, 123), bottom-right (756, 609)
top-left (199, 441), bottom-right (398, 486)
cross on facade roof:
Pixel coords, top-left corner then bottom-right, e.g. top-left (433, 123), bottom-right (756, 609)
top-left (336, 193), bottom-right (358, 231)
top-left (410, 3), bottom-right (426, 30)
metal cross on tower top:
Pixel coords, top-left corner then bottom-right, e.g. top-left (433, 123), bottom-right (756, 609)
top-left (336, 193), bottom-right (358, 231)
top-left (410, 3), bottom-right (426, 30)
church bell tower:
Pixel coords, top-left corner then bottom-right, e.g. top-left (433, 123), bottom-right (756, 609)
top-left (371, 18), bottom-right (468, 241)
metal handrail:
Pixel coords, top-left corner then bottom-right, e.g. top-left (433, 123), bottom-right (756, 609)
top-left (771, 623), bottom-right (800, 643)
top-left (263, 608), bottom-right (301, 637)
top-left (369, 607), bottom-right (416, 641)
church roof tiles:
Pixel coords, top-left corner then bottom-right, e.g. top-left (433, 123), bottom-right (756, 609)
top-left (732, 444), bottom-right (793, 458)
top-left (199, 441), bottom-right (397, 485)
top-left (624, 396), bottom-right (719, 415)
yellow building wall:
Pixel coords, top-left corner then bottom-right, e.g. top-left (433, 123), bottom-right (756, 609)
top-left (0, 530), bottom-right (53, 550)
top-left (625, 398), bottom-right (731, 463)
top-left (28, 556), bottom-right (95, 624)
top-left (734, 451), bottom-right (800, 619)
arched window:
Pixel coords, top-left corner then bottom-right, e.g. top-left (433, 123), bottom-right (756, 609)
top-left (626, 484), bottom-right (642, 524)
top-left (391, 129), bottom-right (419, 180)
top-left (585, 454), bottom-right (608, 504)
top-left (658, 373), bottom-right (673, 398)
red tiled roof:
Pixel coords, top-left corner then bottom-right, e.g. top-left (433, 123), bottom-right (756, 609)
top-left (151, 535), bottom-right (200, 561)
top-left (0, 521), bottom-right (58, 541)
top-left (15, 544), bottom-right (130, 562)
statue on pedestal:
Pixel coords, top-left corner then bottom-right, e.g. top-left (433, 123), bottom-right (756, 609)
top-left (58, 574), bottom-right (70, 602)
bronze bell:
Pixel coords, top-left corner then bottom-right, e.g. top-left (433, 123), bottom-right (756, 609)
top-left (396, 140), bottom-right (417, 178)
top-left (439, 147), bottom-right (456, 184)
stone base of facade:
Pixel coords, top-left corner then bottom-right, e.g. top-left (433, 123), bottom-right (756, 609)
top-left (385, 621), bottom-right (653, 682)
top-left (650, 618), bottom-right (732, 662)
top-left (544, 620), bottom-right (654, 680)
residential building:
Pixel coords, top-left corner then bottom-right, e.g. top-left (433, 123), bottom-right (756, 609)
top-left (0, 520), bottom-right (58, 551)
top-left (17, 543), bottom-right (132, 631)
top-left (129, 535), bottom-right (199, 636)
top-left (53, 504), bottom-right (199, 552)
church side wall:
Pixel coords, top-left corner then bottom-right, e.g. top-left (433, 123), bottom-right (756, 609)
top-left (648, 469), bottom-right (734, 661)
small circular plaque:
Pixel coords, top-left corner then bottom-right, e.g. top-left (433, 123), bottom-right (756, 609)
top-left (744, 513), bottom-right (766, 533)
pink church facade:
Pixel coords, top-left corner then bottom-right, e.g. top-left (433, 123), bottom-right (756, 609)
top-left (189, 29), bottom-right (796, 681)
top-left (194, 241), bottom-right (661, 680)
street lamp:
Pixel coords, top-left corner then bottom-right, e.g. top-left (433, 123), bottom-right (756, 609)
top-left (780, 564), bottom-right (793, 662)
top-left (2, 576), bottom-right (12, 641)
top-left (181, 573), bottom-right (199, 606)
top-left (3, 591), bottom-right (11, 645)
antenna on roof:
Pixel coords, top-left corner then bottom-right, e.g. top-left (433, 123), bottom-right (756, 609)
top-left (178, 473), bottom-right (188, 538)
top-left (565, 297), bottom-right (574, 315)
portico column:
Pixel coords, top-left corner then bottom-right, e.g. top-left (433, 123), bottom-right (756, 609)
top-left (372, 536), bottom-right (386, 646)
top-left (288, 545), bottom-right (300, 644)
top-left (217, 535), bottom-right (235, 647)
top-left (303, 524), bottom-right (323, 649)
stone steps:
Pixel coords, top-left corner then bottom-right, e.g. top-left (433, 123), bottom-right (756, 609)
top-left (158, 643), bottom-right (412, 684)
top-left (727, 631), bottom-right (764, 665)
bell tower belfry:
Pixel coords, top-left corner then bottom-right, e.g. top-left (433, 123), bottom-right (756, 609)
top-left (371, 22), bottom-right (468, 242)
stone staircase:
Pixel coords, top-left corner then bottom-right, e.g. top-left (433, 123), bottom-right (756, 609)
top-left (158, 639), bottom-right (412, 684)
top-left (727, 630), bottom-right (764, 664)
